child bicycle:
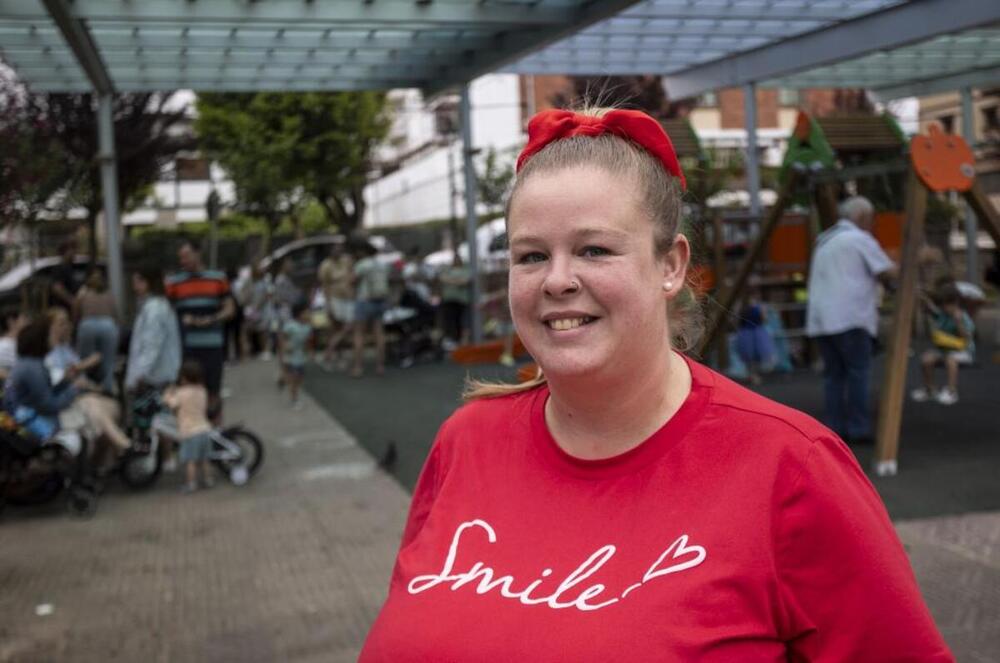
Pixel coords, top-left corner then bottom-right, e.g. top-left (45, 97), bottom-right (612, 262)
top-left (118, 389), bottom-right (264, 490)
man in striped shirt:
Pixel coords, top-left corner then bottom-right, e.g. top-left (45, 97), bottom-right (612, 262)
top-left (166, 242), bottom-right (235, 420)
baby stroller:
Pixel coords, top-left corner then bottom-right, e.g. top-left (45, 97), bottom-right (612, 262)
top-left (384, 289), bottom-right (443, 368)
top-left (0, 410), bottom-right (97, 517)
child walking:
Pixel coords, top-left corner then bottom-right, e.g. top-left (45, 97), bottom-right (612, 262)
top-left (280, 300), bottom-right (312, 409)
top-left (164, 360), bottom-right (214, 493)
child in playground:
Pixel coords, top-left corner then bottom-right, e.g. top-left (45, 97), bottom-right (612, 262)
top-left (163, 360), bottom-right (214, 493)
top-left (279, 300), bottom-right (312, 409)
top-left (735, 289), bottom-right (776, 385)
top-left (912, 281), bottom-right (976, 405)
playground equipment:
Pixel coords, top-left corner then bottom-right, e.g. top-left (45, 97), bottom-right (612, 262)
top-left (873, 124), bottom-right (1000, 476)
top-left (699, 112), bottom-right (911, 360)
top-left (697, 116), bottom-right (1000, 476)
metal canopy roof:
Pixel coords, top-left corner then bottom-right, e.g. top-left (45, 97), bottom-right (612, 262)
top-left (0, 0), bottom-right (642, 94)
top-left (3, 1), bottom-right (997, 100)
top-left (506, 0), bottom-right (1000, 101)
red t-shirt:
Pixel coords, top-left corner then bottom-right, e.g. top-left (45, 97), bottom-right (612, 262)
top-left (360, 357), bottom-right (953, 662)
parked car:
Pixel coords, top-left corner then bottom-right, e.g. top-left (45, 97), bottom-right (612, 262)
top-left (0, 256), bottom-right (104, 311)
top-left (423, 218), bottom-right (509, 276)
top-left (258, 234), bottom-right (403, 293)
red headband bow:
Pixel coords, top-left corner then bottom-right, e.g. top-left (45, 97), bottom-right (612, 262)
top-left (516, 109), bottom-right (686, 190)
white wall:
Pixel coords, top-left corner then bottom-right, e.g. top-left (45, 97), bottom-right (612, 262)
top-left (363, 74), bottom-right (523, 228)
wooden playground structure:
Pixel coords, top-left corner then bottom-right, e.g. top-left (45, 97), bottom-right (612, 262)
top-left (698, 115), bottom-right (1000, 476)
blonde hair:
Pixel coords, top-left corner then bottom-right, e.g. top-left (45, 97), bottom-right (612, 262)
top-left (463, 108), bottom-right (703, 401)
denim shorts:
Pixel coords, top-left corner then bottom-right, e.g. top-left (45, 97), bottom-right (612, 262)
top-left (179, 432), bottom-right (212, 463)
top-left (283, 362), bottom-right (305, 377)
top-left (355, 299), bottom-right (387, 323)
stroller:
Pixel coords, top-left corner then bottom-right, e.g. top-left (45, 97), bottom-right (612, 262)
top-left (384, 289), bottom-right (443, 368)
top-left (0, 410), bottom-right (97, 517)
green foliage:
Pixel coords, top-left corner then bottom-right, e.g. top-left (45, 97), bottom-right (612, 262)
top-left (195, 93), bottom-right (303, 232)
top-left (477, 147), bottom-right (515, 213)
top-left (0, 94), bottom-right (74, 227)
top-left (684, 148), bottom-right (744, 206)
top-left (1, 76), bottom-right (189, 252)
top-left (194, 91), bottom-right (390, 236)
top-left (274, 200), bottom-right (333, 236)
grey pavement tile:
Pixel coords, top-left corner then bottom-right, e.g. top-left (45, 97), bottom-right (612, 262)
top-left (3, 357), bottom-right (1000, 661)
top-left (0, 360), bottom-right (408, 663)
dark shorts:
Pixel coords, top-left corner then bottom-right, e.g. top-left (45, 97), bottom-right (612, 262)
top-left (183, 347), bottom-right (225, 396)
top-left (283, 362), bottom-right (305, 377)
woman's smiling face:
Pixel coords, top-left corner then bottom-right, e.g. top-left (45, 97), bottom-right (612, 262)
top-left (508, 165), bottom-right (678, 381)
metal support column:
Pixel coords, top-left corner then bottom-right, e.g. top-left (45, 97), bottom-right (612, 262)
top-left (961, 87), bottom-right (979, 282)
top-left (97, 94), bottom-right (125, 317)
top-left (460, 84), bottom-right (482, 344)
top-left (744, 82), bottom-right (761, 217)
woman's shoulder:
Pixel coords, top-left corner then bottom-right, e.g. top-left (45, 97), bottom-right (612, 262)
top-left (693, 360), bottom-right (832, 447)
top-left (435, 387), bottom-right (540, 448)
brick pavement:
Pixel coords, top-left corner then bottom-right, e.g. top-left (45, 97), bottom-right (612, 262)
top-left (0, 359), bottom-right (408, 663)
top-left (1, 358), bottom-right (999, 661)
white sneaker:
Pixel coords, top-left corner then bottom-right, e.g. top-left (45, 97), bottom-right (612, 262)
top-left (260, 351), bottom-right (273, 361)
top-left (935, 388), bottom-right (958, 405)
top-left (163, 456), bottom-right (179, 473)
top-left (910, 387), bottom-right (933, 402)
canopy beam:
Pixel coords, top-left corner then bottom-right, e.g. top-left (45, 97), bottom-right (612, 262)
top-left (662, 0), bottom-right (1000, 99)
top-left (460, 84), bottom-right (482, 345)
top-left (40, 0), bottom-right (113, 93)
top-left (427, 0), bottom-right (641, 97)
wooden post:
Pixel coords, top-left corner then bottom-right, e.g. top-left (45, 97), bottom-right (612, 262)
top-left (963, 180), bottom-right (1000, 250)
top-left (873, 167), bottom-right (927, 477)
top-left (814, 180), bottom-right (840, 231)
top-left (698, 169), bottom-right (800, 357)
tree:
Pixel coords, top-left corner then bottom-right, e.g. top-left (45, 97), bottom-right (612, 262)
top-left (43, 92), bottom-right (192, 259)
top-left (195, 91), bottom-right (390, 239)
top-left (1, 74), bottom-right (193, 260)
top-left (477, 147), bottom-right (515, 215)
top-left (0, 73), bottom-right (75, 236)
top-left (195, 93), bottom-right (304, 249)
top-left (286, 92), bottom-right (390, 233)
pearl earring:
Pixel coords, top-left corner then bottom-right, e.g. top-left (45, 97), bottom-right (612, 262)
top-left (663, 281), bottom-right (673, 291)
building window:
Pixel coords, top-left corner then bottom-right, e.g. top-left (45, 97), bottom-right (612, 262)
top-left (699, 91), bottom-right (718, 107)
top-left (778, 88), bottom-right (800, 107)
top-left (938, 114), bottom-right (955, 133)
top-left (983, 106), bottom-right (999, 131)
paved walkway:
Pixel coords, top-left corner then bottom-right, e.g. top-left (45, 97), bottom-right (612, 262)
top-left (2, 356), bottom-right (999, 661)
top-left (0, 360), bottom-right (408, 663)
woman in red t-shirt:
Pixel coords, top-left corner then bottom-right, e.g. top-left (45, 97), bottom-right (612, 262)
top-left (359, 108), bottom-right (953, 662)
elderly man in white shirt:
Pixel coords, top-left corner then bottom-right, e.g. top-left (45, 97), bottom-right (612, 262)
top-left (806, 196), bottom-right (898, 444)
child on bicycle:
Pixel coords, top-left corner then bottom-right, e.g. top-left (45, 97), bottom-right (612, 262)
top-left (163, 360), bottom-right (214, 493)
top-left (911, 281), bottom-right (976, 405)
top-left (279, 300), bottom-right (312, 409)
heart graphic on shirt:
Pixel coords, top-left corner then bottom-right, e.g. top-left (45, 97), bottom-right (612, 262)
top-left (642, 535), bottom-right (707, 582)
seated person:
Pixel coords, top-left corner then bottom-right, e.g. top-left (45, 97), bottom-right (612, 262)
top-left (0, 308), bottom-right (29, 381)
top-left (912, 281), bottom-right (976, 406)
top-left (3, 318), bottom-right (80, 454)
top-left (45, 308), bottom-right (132, 464)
